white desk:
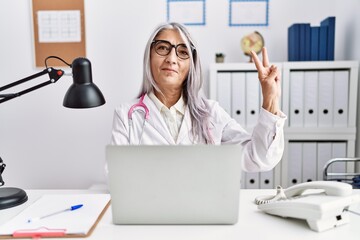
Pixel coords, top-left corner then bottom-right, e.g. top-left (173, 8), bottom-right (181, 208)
top-left (1, 189), bottom-right (359, 240)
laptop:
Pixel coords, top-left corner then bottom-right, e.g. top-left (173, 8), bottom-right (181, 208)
top-left (106, 145), bottom-right (242, 225)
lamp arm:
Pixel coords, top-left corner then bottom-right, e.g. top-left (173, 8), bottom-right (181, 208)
top-left (0, 67), bottom-right (64, 104)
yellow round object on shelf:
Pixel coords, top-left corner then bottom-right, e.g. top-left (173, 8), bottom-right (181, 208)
top-left (241, 31), bottom-right (264, 58)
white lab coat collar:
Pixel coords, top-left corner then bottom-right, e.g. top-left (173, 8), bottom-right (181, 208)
top-left (143, 93), bottom-right (191, 144)
top-left (148, 91), bottom-right (185, 115)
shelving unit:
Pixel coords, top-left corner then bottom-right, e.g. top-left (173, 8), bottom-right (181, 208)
top-left (209, 61), bottom-right (359, 188)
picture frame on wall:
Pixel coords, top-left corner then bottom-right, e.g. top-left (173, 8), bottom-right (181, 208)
top-left (229, 0), bottom-right (269, 27)
top-left (167, 0), bottom-right (206, 26)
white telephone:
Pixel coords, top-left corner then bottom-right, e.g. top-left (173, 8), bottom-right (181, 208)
top-left (255, 181), bottom-right (360, 232)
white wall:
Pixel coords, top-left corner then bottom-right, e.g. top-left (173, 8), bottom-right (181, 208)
top-left (0, 0), bottom-right (359, 189)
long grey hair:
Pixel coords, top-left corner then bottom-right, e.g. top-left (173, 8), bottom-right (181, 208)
top-left (138, 22), bottom-right (213, 144)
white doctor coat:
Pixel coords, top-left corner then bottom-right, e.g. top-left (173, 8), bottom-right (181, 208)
top-left (111, 94), bottom-right (286, 172)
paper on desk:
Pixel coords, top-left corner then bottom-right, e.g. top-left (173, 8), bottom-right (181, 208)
top-left (0, 194), bottom-right (110, 236)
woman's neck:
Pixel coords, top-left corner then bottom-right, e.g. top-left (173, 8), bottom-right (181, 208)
top-left (154, 89), bottom-right (181, 108)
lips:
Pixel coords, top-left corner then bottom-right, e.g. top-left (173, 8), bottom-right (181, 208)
top-left (162, 68), bottom-right (178, 73)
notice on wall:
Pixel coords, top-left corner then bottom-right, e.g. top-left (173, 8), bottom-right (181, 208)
top-left (229, 0), bottom-right (269, 26)
top-left (32, 0), bottom-right (86, 67)
top-left (167, 0), bottom-right (206, 26)
top-left (37, 10), bottom-right (81, 43)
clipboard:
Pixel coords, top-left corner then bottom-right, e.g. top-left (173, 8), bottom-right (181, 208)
top-left (0, 194), bottom-right (110, 239)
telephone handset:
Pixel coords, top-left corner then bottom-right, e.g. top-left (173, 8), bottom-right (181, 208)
top-left (255, 181), bottom-right (360, 232)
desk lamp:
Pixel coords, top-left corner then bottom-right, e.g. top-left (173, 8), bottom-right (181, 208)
top-left (0, 56), bottom-right (106, 210)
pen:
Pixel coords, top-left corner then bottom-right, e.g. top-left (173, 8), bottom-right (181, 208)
top-left (27, 204), bottom-right (83, 223)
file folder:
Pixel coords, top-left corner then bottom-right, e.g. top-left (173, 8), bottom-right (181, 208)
top-left (319, 26), bottom-right (328, 61)
top-left (318, 71), bottom-right (334, 127)
top-left (302, 142), bottom-right (317, 182)
top-left (333, 70), bottom-right (349, 127)
top-left (217, 72), bottom-right (232, 114)
top-left (317, 142), bottom-right (332, 180)
top-left (330, 142), bottom-right (347, 180)
top-left (260, 170), bottom-right (274, 189)
top-left (231, 72), bottom-right (246, 125)
top-left (288, 23), bottom-right (300, 61)
top-left (288, 142), bottom-right (302, 186)
top-left (289, 71), bottom-right (304, 127)
top-left (320, 17), bottom-right (336, 60)
top-left (245, 172), bottom-right (259, 189)
top-left (304, 71), bottom-right (319, 127)
top-left (245, 72), bottom-right (260, 129)
top-left (310, 26), bottom-right (320, 61)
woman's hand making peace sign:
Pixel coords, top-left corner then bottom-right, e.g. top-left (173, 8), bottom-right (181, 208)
top-left (251, 47), bottom-right (281, 116)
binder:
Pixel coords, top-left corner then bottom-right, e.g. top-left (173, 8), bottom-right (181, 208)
top-left (319, 25), bottom-right (328, 61)
top-left (303, 23), bottom-right (311, 61)
top-left (302, 142), bottom-right (317, 183)
top-left (318, 71), bottom-right (334, 127)
top-left (333, 70), bottom-right (349, 127)
top-left (260, 170), bottom-right (274, 189)
top-left (245, 72), bottom-right (260, 129)
top-left (289, 71), bottom-right (304, 127)
top-left (288, 142), bottom-right (302, 186)
top-left (304, 71), bottom-right (318, 127)
top-left (320, 17), bottom-right (336, 60)
top-left (299, 24), bottom-right (307, 61)
top-left (310, 26), bottom-right (320, 61)
top-left (231, 72), bottom-right (246, 125)
top-left (317, 142), bottom-right (332, 180)
top-left (245, 172), bottom-right (260, 189)
top-left (217, 72), bottom-right (231, 114)
top-left (330, 142), bottom-right (347, 180)
top-left (288, 23), bottom-right (301, 61)
top-left (0, 194), bottom-right (110, 239)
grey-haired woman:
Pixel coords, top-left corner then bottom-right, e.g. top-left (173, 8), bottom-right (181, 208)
top-left (111, 22), bottom-right (286, 172)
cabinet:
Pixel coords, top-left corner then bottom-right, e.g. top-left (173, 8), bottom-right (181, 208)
top-left (209, 61), bottom-right (359, 188)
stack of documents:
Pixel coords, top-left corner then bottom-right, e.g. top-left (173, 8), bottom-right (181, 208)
top-left (0, 194), bottom-right (110, 238)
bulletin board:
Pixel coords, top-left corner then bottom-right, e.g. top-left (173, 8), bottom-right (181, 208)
top-left (32, 0), bottom-right (86, 67)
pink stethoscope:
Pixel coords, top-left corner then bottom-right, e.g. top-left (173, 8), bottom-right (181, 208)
top-left (128, 94), bottom-right (150, 144)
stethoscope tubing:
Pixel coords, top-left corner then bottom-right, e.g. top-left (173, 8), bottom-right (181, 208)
top-left (128, 94), bottom-right (149, 144)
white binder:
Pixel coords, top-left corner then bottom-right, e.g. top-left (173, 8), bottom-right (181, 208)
top-left (317, 142), bottom-right (332, 180)
top-left (302, 142), bottom-right (317, 182)
top-left (318, 71), bottom-right (334, 127)
top-left (288, 142), bottom-right (302, 186)
top-left (333, 71), bottom-right (349, 127)
top-left (231, 72), bottom-right (246, 125)
top-left (245, 172), bottom-right (259, 189)
top-left (330, 142), bottom-right (347, 179)
top-left (245, 72), bottom-right (260, 129)
top-left (304, 71), bottom-right (318, 127)
top-left (289, 71), bottom-right (304, 127)
top-left (217, 72), bottom-right (231, 114)
top-left (260, 170), bottom-right (274, 189)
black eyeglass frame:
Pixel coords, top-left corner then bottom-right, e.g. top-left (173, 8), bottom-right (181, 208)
top-left (151, 40), bottom-right (195, 60)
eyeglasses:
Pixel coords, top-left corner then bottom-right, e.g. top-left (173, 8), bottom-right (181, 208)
top-left (152, 40), bottom-right (191, 60)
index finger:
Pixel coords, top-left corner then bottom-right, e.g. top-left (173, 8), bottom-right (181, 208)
top-left (250, 50), bottom-right (263, 71)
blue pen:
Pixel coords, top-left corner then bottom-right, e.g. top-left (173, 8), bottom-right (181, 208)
top-left (27, 204), bottom-right (83, 223)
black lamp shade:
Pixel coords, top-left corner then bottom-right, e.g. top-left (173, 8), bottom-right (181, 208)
top-left (63, 58), bottom-right (106, 108)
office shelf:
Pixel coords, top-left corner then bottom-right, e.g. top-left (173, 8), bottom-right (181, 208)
top-left (209, 61), bottom-right (359, 188)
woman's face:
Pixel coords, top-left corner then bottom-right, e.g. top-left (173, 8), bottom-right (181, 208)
top-left (150, 29), bottom-right (190, 93)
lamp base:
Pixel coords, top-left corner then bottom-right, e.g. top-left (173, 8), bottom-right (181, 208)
top-left (0, 187), bottom-right (28, 210)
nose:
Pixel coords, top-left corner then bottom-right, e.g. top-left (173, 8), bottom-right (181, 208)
top-left (165, 47), bottom-right (177, 64)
